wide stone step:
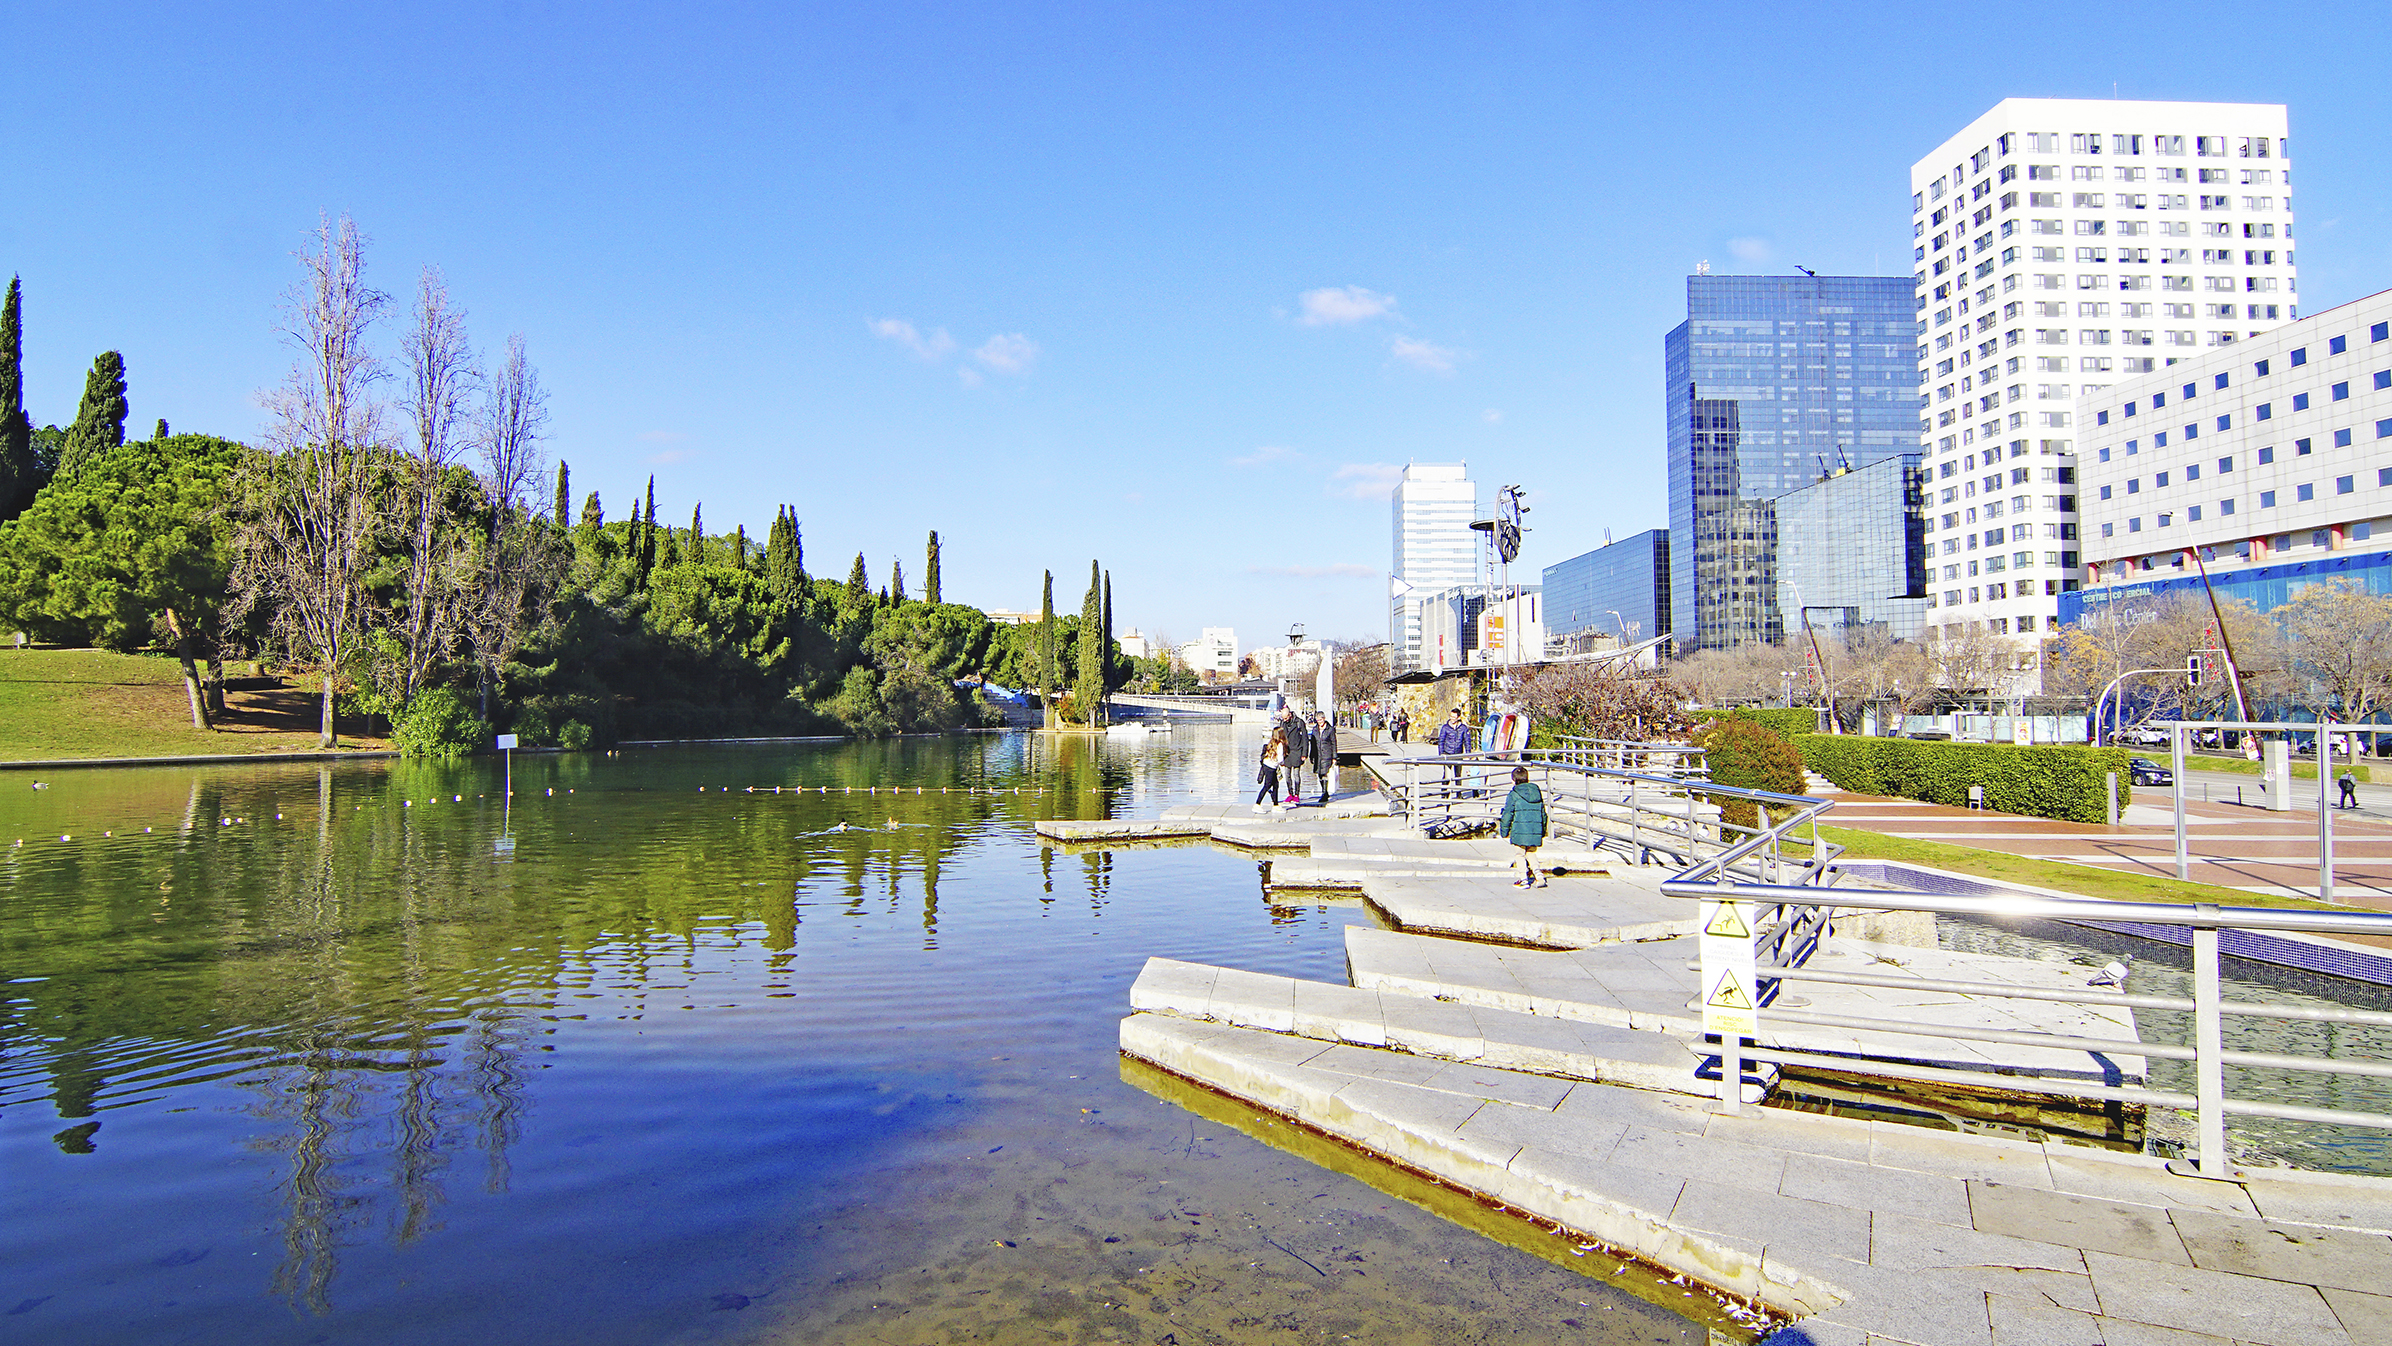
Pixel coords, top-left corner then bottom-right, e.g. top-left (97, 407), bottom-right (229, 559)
top-left (1358, 872), bottom-right (1699, 948)
top-left (1127, 956), bottom-right (1771, 1102)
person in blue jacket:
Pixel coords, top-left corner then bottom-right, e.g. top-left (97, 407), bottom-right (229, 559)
top-left (1498, 766), bottom-right (1548, 887)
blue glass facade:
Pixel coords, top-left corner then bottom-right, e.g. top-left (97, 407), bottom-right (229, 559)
top-left (1775, 455), bottom-right (1930, 641)
top-left (1543, 530), bottom-right (1669, 643)
top-left (1665, 275), bottom-right (1920, 650)
top-left (2059, 549), bottom-right (2392, 628)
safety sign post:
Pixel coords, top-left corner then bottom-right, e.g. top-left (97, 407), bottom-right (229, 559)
top-left (1699, 896), bottom-right (1759, 1113)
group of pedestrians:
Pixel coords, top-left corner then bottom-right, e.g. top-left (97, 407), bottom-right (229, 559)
top-left (1253, 706), bottom-right (1340, 812)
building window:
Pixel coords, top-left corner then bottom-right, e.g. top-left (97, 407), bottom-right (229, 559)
top-left (2187, 463), bottom-right (2201, 481)
top-left (2258, 403), bottom-right (2272, 420)
top-left (2255, 359), bottom-right (2270, 376)
top-left (2334, 382), bottom-right (2351, 401)
top-left (2128, 518), bottom-right (2142, 532)
top-left (2377, 322), bottom-right (2390, 342)
top-left (2156, 471), bottom-right (2170, 487)
top-left (2216, 415), bottom-right (2231, 432)
top-left (2380, 417), bottom-right (2392, 438)
top-left (2331, 335), bottom-right (2348, 355)
top-left (2261, 491), bottom-right (2276, 508)
top-left (2219, 456), bottom-right (2234, 473)
top-left (2378, 371), bottom-right (2392, 391)
top-left (2336, 429), bottom-right (2354, 448)
top-left (2188, 505), bottom-right (2203, 521)
top-left (2221, 498), bottom-right (2236, 515)
top-left (2294, 393), bottom-right (2310, 411)
top-left (2338, 476), bottom-right (2355, 495)
top-left (2297, 484), bottom-right (2314, 502)
top-left (2260, 447), bottom-right (2276, 464)
top-left (2291, 347), bottom-right (2308, 366)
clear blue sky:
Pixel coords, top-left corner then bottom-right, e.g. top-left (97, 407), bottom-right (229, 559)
top-left (5, 2), bottom-right (2387, 652)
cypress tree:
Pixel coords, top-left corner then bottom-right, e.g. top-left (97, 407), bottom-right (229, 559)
top-left (59, 350), bottom-right (128, 478)
top-left (579, 490), bottom-right (603, 529)
top-left (642, 477), bottom-right (657, 568)
top-left (554, 461), bottom-right (571, 526)
top-left (925, 531), bottom-right (942, 605)
top-left (891, 557), bottom-right (906, 603)
top-left (153, 418), bottom-right (169, 440)
top-left (1102, 570), bottom-right (1117, 693)
top-left (1077, 561), bottom-right (1104, 725)
top-left (0, 276), bottom-right (33, 519)
top-left (1039, 570), bottom-right (1056, 728)
top-left (765, 507), bottom-right (801, 601)
top-left (736, 524), bottom-right (749, 568)
top-left (846, 552), bottom-right (870, 604)
top-left (689, 502), bottom-right (704, 563)
top-left (660, 529), bottom-right (681, 566)
top-left (791, 513), bottom-right (805, 580)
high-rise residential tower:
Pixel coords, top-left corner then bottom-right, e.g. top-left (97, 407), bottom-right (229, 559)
top-left (1389, 463), bottom-right (1478, 673)
top-left (1910, 98), bottom-right (2293, 663)
top-left (1665, 275), bottom-right (1919, 651)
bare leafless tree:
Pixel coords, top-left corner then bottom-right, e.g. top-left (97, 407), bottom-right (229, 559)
top-left (384, 266), bottom-right (480, 709)
top-left (230, 214), bottom-right (390, 747)
top-left (464, 334), bottom-right (554, 713)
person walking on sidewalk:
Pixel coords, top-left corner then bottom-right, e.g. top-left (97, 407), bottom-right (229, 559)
top-left (2340, 769), bottom-right (2360, 810)
top-left (1435, 706), bottom-right (1471, 799)
top-left (1280, 708), bottom-right (1311, 804)
top-left (1499, 766), bottom-right (1548, 887)
top-left (1310, 710), bottom-right (1338, 805)
top-left (1254, 728), bottom-right (1287, 813)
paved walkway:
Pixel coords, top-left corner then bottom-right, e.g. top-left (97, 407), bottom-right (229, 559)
top-left (1813, 782), bottom-right (2392, 906)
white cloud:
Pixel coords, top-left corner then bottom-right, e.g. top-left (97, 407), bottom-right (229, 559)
top-left (1230, 445), bottom-right (1297, 468)
top-left (1329, 463), bottom-right (1406, 501)
top-left (1296, 285), bottom-right (1398, 326)
top-left (869, 317), bottom-right (956, 360)
top-left (1388, 336), bottom-right (1461, 375)
top-left (639, 429), bottom-right (690, 444)
top-left (973, 333), bottom-right (1040, 373)
top-left (1481, 409), bottom-right (1503, 424)
top-left (957, 366), bottom-right (983, 389)
top-left (1727, 236), bottom-right (1773, 264)
top-left (1247, 563), bottom-right (1378, 579)
top-left (646, 448), bottom-right (693, 465)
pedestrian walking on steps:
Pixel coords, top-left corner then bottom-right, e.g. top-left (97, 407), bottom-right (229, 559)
top-left (1310, 711), bottom-right (1338, 805)
top-left (2340, 769), bottom-right (2359, 810)
top-left (1435, 706), bottom-right (1471, 800)
top-left (1499, 766), bottom-right (1548, 887)
top-left (1254, 729), bottom-right (1287, 813)
top-left (1280, 709), bottom-right (1310, 804)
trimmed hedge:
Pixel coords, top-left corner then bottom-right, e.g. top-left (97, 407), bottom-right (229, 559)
top-left (1794, 735), bottom-right (2133, 824)
top-left (1694, 707), bottom-right (1819, 738)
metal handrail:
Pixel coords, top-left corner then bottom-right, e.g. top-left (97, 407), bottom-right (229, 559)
top-left (1661, 874), bottom-right (2392, 1176)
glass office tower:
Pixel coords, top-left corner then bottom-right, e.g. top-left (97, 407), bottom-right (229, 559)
top-left (1774, 454), bottom-right (1930, 641)
top-left (1542, 530), bottom-right (1669, 645)
top-left (1665, 275), bottom-right (1920, 650)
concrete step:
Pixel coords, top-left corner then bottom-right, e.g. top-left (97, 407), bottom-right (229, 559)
top-left (1128, 956), bottom-right (1771, 1103)
top-left (1358, 871), bottom-right (1698, 948)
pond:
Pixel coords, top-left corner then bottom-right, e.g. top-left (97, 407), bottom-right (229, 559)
top-left (0, 727), bottom-right (1731, 1345)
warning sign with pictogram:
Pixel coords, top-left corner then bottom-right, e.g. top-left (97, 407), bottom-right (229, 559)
top-left (1702, 901), bottom-right (1751, 940)
top-left (1702, 967), bottom-right (1757, 1036)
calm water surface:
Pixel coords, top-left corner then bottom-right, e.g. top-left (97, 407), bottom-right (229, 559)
top-left (0, 727), bottom-right (1727, 1345)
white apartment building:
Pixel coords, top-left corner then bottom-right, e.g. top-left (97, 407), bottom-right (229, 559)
top-left (1911, 98), bottom-right (2294, 659)
top-left (2075, 290), bottom-right (2392, 607)
top-left (1177, 627), bottom-right (1238, 681)
top-left (1247, 639), bottom-right (1323, 682)
top-left (1390, 463), bottom-right (1479, 673)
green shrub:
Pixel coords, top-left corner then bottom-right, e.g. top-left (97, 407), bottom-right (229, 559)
top-left (1694, 707), bottom-right (1818, 738)
top-left (1694, 719), bottom-right (1806, 831)
top-left (1795, 735), bottom-right (2132, 824)
top-left (393, 687), bottom-right (490, 759)
top-left (557, 719), bottom-right (594, 751)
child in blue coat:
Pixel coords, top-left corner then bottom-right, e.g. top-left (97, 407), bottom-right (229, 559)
top-left (1498, 766), bottom-right (1548, 887)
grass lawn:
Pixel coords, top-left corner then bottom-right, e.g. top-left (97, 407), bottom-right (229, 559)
top-left (2184, 753), bottom-right (2371, 783)
top-left (0, 648), bottom-right (391, 761)
top-left (1799, 824), bottom-right (2344, 913)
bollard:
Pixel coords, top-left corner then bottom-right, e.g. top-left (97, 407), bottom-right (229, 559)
top-left (2106, 772), bottom-right (2119, 826)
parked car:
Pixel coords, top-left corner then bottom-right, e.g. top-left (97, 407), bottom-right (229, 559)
top-left (2128, 756), bottom-right (2174, 787)
top-left (2119, 727), bottom-right (2171, 747)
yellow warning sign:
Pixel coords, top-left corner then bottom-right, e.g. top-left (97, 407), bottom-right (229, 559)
top-left (1703, 901), bottom-right (1751, 940)
top-left (1706, 976), bottom-right (1753, 1011)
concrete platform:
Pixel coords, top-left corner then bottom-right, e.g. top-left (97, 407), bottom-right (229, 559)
top-left (1032, 817), bottom-right (1213, 842)
top-left (1346, 927), bottom-right (2147, 1083)
top-left (1120, 1013), bottom-right (2392, 1345)
top-left (1358, 870), bottom-right (1699, 948)
top-left (1128, 955), bottom-right (1770, 1102)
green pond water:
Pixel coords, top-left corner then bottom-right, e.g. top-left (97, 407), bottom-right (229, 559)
top-left (0, 728), bottom-right (1737, 1346)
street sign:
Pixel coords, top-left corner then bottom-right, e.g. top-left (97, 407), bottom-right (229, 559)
top-left (1698, 898), bottom-right (1758, 1038)
top-left (495, 733), bottom-right (520, 750)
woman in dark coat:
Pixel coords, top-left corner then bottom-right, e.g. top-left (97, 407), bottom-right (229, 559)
top-left (1309, 712), bottom-right (1338, 804)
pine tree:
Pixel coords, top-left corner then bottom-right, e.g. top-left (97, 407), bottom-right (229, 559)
top-left (579, 490), bottom-right (603, 529)
top-left (846, 552), bottom-right (871, 604)
top-left (554, 460), bottom-right (571, 526)
top-left (1039, 570), bottom-right (1056, 728)
top-left (1077, 561), bottom-right (1104, 725)
top-left (153, 418), bottom-right (169, 440)
top-left (59, 350), bottom-right (128, 478)
top-left (925, 531), bottom-right (942, 605)
top-left (891, 557), bottom-right (906, 603)
top-left (0, 276), bottom-right (33, 520)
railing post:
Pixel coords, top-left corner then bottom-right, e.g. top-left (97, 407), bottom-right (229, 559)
top-left (2321, 719), bottom-right (2337, 905)
top-left (2173, 724), bottom-right (2190, 882)
top-left (2193, 903), bottom-right (2227, 1176)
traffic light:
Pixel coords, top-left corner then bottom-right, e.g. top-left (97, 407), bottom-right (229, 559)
top-left (2187, 653), bottom-right (2206, 686)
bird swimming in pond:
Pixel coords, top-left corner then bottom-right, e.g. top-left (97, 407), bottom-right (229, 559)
top-left (886, 818), bottom-right (901, 830)
top-left (828, 821), bottom-right (851, 832)
top-left (31, 782), bottom-right (49, 790)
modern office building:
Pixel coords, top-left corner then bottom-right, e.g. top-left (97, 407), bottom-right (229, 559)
top-left (2065, 289), bottom-right (2392, 625)
top-left (1911, 98), bottom-right (2294, 651)
top-left (1666, 275), bottom-right (1919, 651)
top-left (1176, 627), bottom-right (1238, 681)
top-left (1543, 530), bottom-right (1670, 646)
top-left (1417, 585), bottom-right (1542, 671)
top-left (1775, 455), bottom-right (1931, 641)
top-left (1390, 463), bottom-right (1480, 672)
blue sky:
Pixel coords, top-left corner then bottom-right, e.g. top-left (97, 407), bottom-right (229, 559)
top-left (5, 2), bottom-right (2388, 652)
